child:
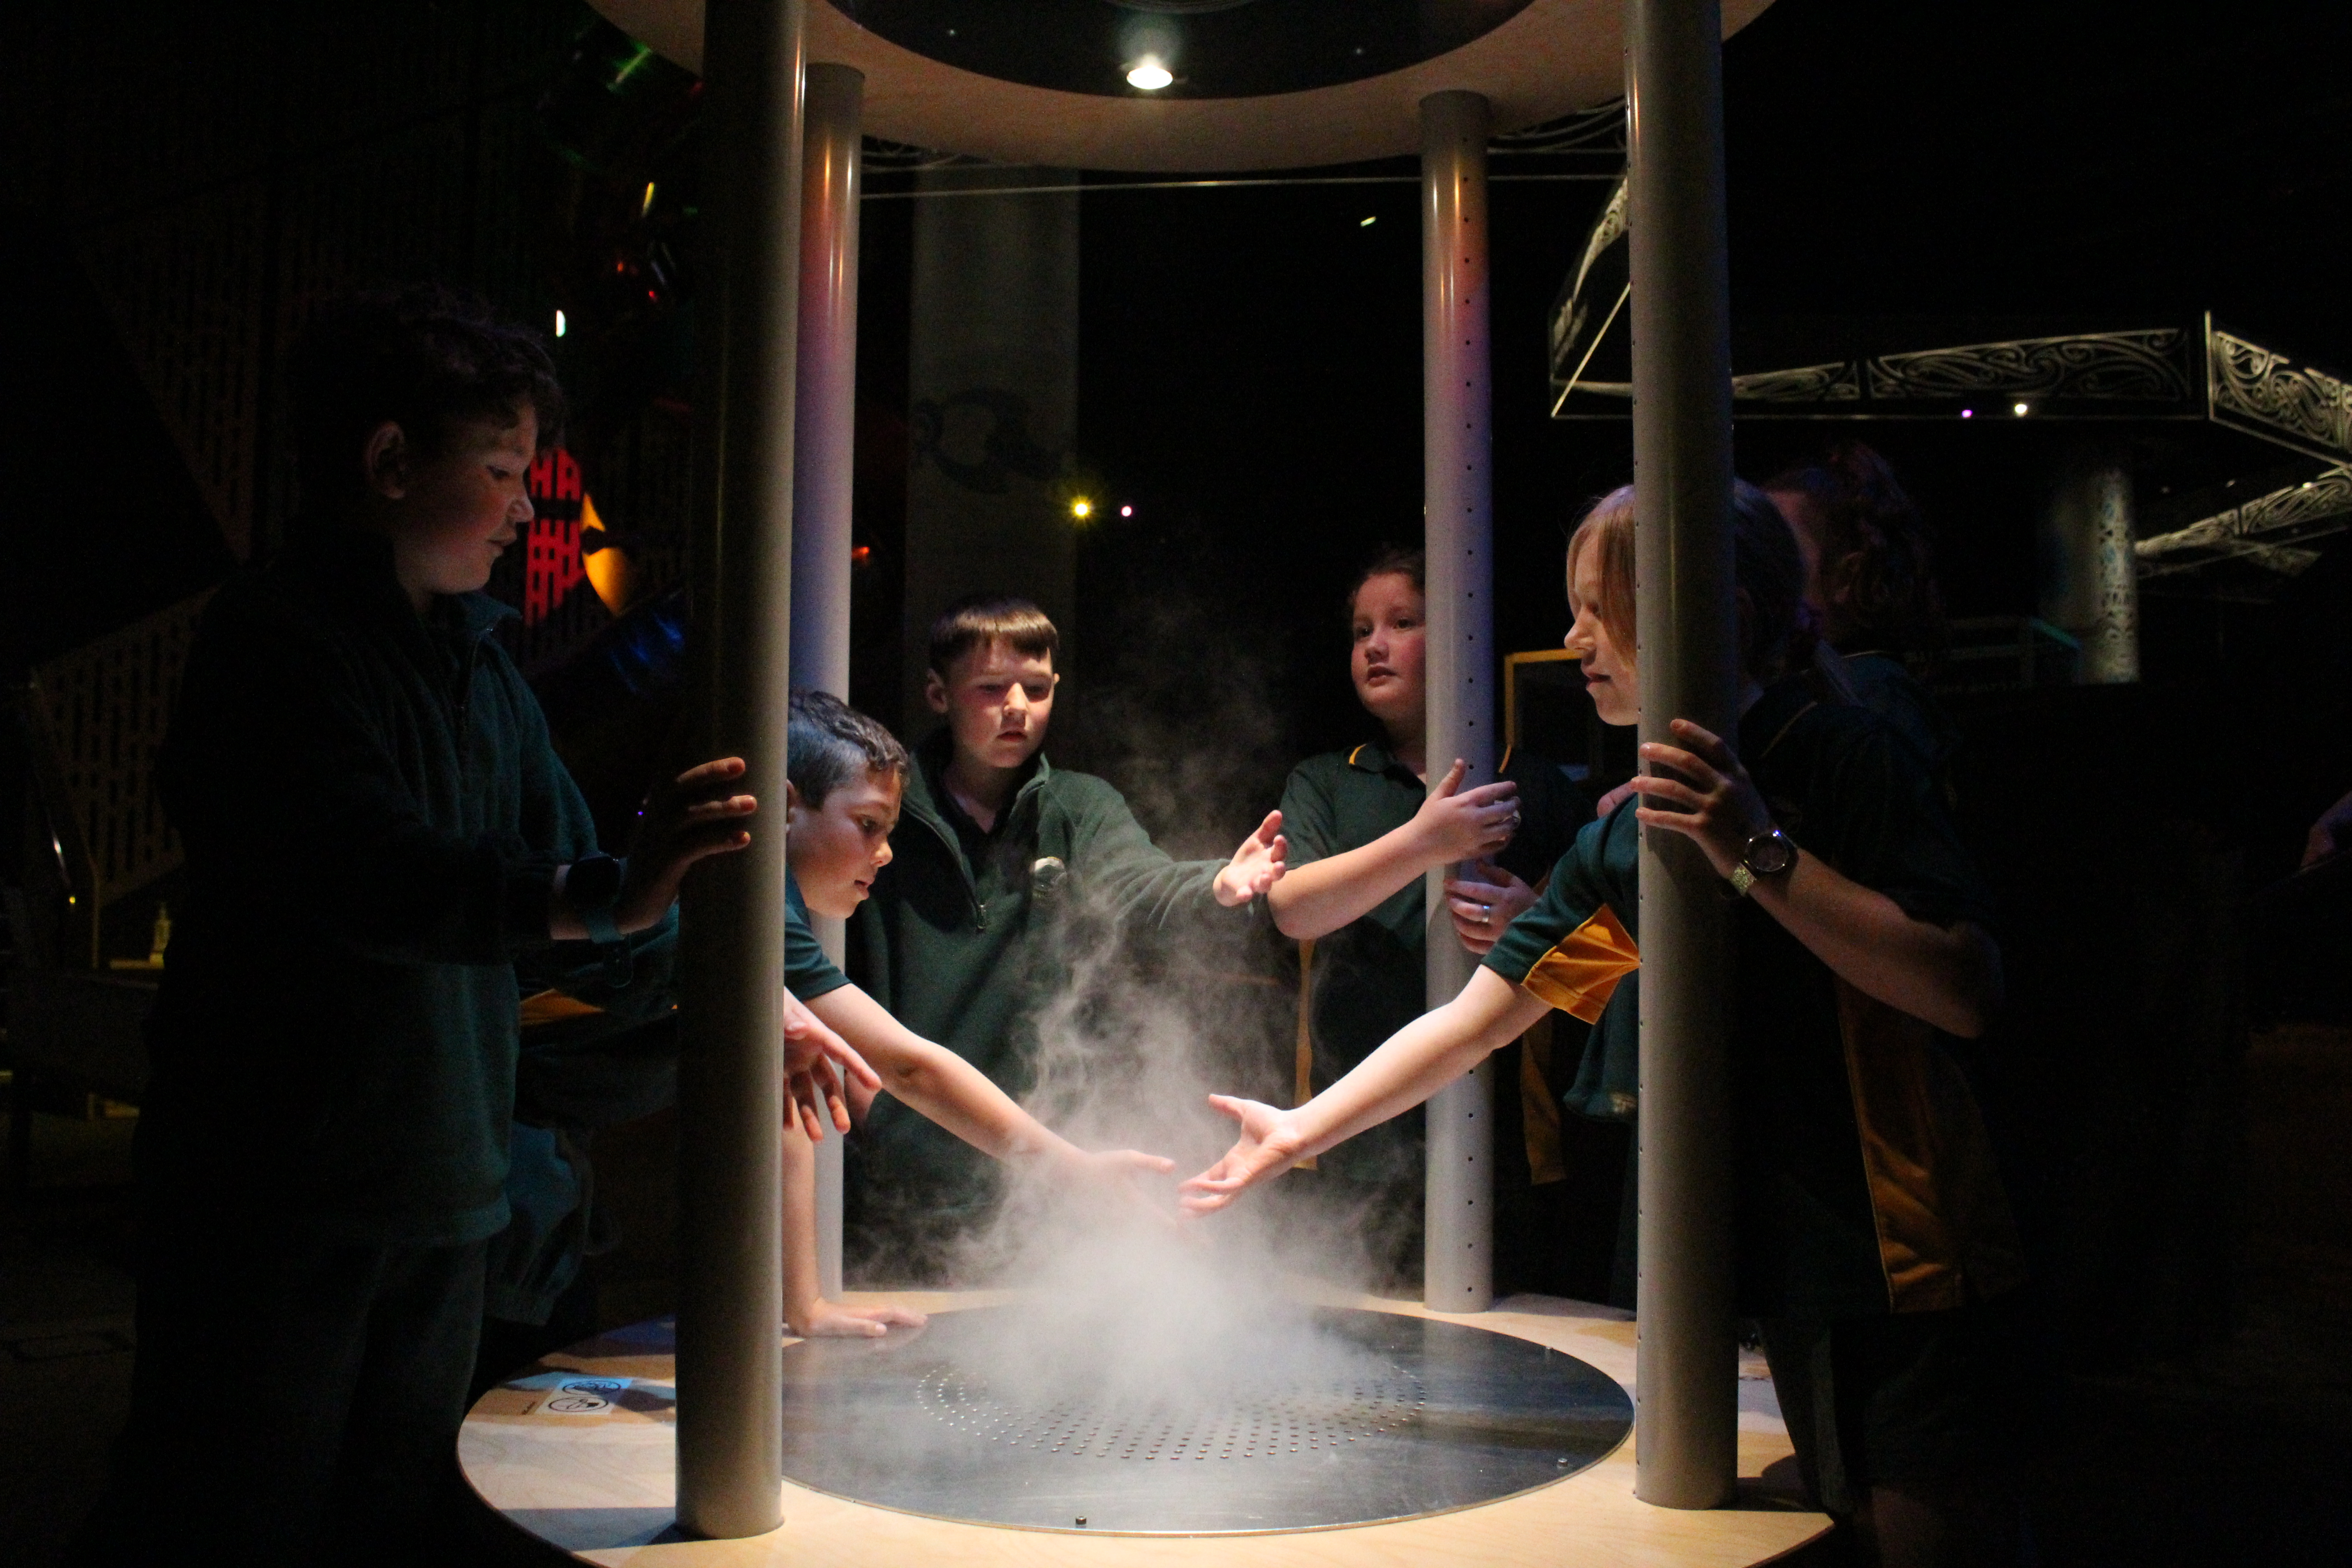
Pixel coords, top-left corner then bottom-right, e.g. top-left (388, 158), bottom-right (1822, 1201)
top-left (1265, 547), bottom-right (1585, 1279)
top-left (848, 593), bottom-right (1285, 1270)
top-left (91, 287), bottom-right (862, 1566)
top-left (1185, 484), bottom-right (2027, 1567)
top-left (779, 689), bottom-right (1172, 1335)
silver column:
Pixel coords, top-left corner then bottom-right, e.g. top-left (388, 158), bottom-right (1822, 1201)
top-left (1420, 88), bottom-right (1495, 1316)
top-left (676, 0), bottom-right (804, 1539)
top-left (2041, 454), bottom-right (2140, 684)
top-left (1627, 0), bottom-right (1740, 1509)
top-left (790, 60), bottom-right (863, 1300)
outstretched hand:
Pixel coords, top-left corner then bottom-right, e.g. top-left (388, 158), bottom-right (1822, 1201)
top-left (1177, 1095), bottom-right (1307, 1215)
top-left (617, 756), bottom-right (759, 932)
top-left (782, 991), bottom-right (880, 1142)
top-left (1629, 719), bottom-right (1772, 879)
top-left (1214, 810), bottom-right (1289, 906)
top-left (1412, 760), bottom-right (1521, 864)
top-left (789, 1297), bottom-right (929, 1340)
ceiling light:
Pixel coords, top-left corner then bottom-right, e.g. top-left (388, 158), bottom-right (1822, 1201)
top-left (554, 309), bottom-right (567, 338)
top-left (1126, 59), bottom-right (1173, 90)
top-left (1120, 504), bottom-right (1134, 517)
top-left (1072, 498), bottom-right (1094, 519)
top-left (1360, 215), bottom-right (1377, 227)
top-left (2012, 401), bottom-right (2029, 416)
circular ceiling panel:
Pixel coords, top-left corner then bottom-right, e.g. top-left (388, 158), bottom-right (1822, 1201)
top-left (829, 0), bottom-right (1536, 100)
top-left (590, 0), bottom-right (1776, 171)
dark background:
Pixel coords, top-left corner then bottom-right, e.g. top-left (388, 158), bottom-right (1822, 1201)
top-left (4, 2), bottom-right (2351, 1563)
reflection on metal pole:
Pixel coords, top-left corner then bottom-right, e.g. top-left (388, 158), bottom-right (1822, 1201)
top-left (1627, 0), bottom-right (1739, 1510)
top-left (2041, 452), bottom-right (2140, 684)
top-left (792, 59), bottom-right (864, 1301)
top-left (676, 0), bottom-right (805, 1539)
top-left (1420, 88), bottom-right (1495, 1316)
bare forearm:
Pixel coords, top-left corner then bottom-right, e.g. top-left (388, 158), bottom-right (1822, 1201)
top-left (1292, 970), bottom-right (1548, 1157)
top-left (808, 987), bottom-right (1076, 1165)
top-left (1269, 828), bottom-right (1437, 939)
top-left (780, 1121), bottom-right (824, 1326)
top-left (1752, 855), bottom-right (2000, 1036)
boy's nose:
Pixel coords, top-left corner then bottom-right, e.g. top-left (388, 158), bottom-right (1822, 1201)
top-left (876, 840), bottom-right (894, 869)
top-left (510, 490), bottom-right (535, 524)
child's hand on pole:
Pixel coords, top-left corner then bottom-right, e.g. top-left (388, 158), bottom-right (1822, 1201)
top-left (1629, 719), bottom-right (1772, 879)
top-left (782, 991), bottom-right (880, 1140)
top-left (616, 756), bottom-right (759, 931)
top-left (1411, 760), bottom-right (1521, 864)
top-left (1444, 858), bottom-right (1537, 955)
top-left (1178, 1095), bottom-right (1307, 1215)
top-left (1213, 810), bottom-right (1288, 906)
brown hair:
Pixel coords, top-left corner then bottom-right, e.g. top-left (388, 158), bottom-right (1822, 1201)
top-left (926, 593), bottom-right (1059, 678)
top-left (1567, 480), bottom-right (1842, 693)
top-left (1347, 545), bottom-right (1425, 620)
top-left (1764, 440), bottom-right (1945, 654)
top-left (788, 688), bottom-right (908, 808)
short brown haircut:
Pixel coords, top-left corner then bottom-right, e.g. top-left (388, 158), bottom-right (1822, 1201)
top-left (1347, 545), bottom-right (1425, 619)
top-left (926, 593), bottom-right (1059, 678)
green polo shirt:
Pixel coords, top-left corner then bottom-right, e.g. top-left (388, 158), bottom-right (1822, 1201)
top-left (785, 869), bottom-right (851, 1003)
top-left (1276, 743), bottom-right (1588, 1182)
top-left (1481, 677), bottom-right (2023, 1318)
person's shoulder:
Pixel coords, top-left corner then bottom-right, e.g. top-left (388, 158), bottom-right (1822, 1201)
top-left (1035, 765), bottom-right (1135, 820)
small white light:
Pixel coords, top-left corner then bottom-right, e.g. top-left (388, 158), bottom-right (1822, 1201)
top-left (1360, 215), bottom-right (1377, 227)
top-left (1126, 59), bottom-right (1172, 90)
top-left (1120, 504), bottom-right (1134, 518)
top-left (1960, 408), bottom-right (1974, 419)
top-left (554, 309), bottom-right (567, 338)
top-left (2012, 401), bottom-right (2029, 416)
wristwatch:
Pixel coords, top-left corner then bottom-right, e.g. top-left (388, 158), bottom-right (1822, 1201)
top-left (1727, 826), bottom-right (1796, 897)
top-left (566, 853), bottom-right (634, 987)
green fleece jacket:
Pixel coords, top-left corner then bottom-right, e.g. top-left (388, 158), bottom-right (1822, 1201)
top-left (147, 528), bottom-right (668, 1246)
top-left (847, 730), bottom-right (1230, 1239)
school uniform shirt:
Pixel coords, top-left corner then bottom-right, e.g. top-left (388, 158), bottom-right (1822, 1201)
top-left (1275, 742), bottom-right (1588, 1182)
top-left (149, 527), bottom-right (666, 1246)
top-left (847, 729), bottom-right (1229, 1231)
top-left (1841, 649), bottom-right (1960, 807)
top-left (1480, 677), bottom-right (2025, 1318)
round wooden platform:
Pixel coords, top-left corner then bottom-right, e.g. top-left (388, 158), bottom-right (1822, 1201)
top-left (460, 1289), bottom-right (1829, 1566)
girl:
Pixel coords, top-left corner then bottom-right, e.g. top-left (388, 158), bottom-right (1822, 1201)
top-left (1192, 487), bottom-right (2025, 1566)
top-left (1263, 548), bottom-right (1585, 1279)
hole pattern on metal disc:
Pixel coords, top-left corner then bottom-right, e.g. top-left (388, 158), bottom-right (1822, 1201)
top-left (914, 1364), bottom-right (1427, 1461)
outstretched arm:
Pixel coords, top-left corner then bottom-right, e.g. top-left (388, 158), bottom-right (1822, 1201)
top-left (805, 984), bottom-right (1173, 1183)
top-left (1633, 719), bottom-right (2001, 1038)
top-left (1267, 760), bottom-right (1521, 940)
top-left (1181, 968), bottom-right (1549, 1213)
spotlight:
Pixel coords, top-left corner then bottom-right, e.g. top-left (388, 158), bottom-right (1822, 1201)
top-left (1119, 504), bottom-right (1133, 518)
top-left (641, 181), bottom-right (657, 217)
top-left (1360, 216), bottom-right (1377, 227)
top-left (2012, 401), bottom-right (2029, 416)
top-left (1126, 59), bottom-right (1172, 90)
top-left (1071, 498), bottom-right (1093, 520)
top-left (1960, 408), bottom-right (1973, 419)
top-left (555, 309), bottom-right (567, 338)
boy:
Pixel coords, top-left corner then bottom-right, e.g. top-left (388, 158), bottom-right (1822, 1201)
top-left (847, 594), bottom-right (1285, 1270)
top-left (90, 287), bottom-right (862, 1566)
top-left (778, 689), bottom-right (1171, 1334)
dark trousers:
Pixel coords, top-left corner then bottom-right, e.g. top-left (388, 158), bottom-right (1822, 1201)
top-left (77, 1207), bottom-right (489, 1567)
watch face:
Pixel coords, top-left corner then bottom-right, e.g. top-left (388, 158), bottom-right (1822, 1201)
top-left (1748, 830), bottom-right (1796, 876)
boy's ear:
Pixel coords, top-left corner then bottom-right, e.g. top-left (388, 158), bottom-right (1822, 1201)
top-left (783, 779), bottom-right (805, 823)
top-left (923, 669), bottom-right (950, 715)
top-left (363, 421), bottom-right (410, 500)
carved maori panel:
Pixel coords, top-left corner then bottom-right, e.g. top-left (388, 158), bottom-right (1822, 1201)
top-left (1867, 329), bottom-right (2191, 404)
top-left (2208, 331), bottom-right (2352, 465)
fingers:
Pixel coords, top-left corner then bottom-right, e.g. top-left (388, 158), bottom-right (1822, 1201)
top-left (1628, 774), bottom-right (1705, 812)
top-left (1205, 1093), bottom-right (1250, 1126)
top-left (672, 755), bottom-right (748, 790)
top-left (1431, 758), bottom-right (1469, 798)
top-left (1114, 1150), bottom-right (1179, 1173)
top-left (821, 1035), bottom-right (881, 1092)
top-left (1254, 809), bottom-right (1283, 845)
top-left (1666, 717), bottom-right (1732, 763)
top-left (1637, 742), bottom-right (1716, 785)
top-left (1443, 878), bottom-right (1511, 902)
top-left (1458, 781), bottom-right (1519, 808)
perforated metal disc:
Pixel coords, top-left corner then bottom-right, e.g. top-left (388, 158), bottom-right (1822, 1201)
top-left (779, 1306), bottom-right (1632, 1534)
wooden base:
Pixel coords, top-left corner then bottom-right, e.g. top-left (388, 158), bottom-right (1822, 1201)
top-left (460, 1289), bottom-right (1828, 1567)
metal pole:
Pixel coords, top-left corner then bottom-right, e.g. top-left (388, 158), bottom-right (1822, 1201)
top-left (676, 0), bottom-right (804, 1539)
top-left (1627, 0), bottom-right (1740, 1510)
top-left (790, 60), bottom-right (863, 1300)
top-left (1420, 88), bottom-right (1495, 1316)
top-left (2041, 451), bottom-right (2139, 684)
